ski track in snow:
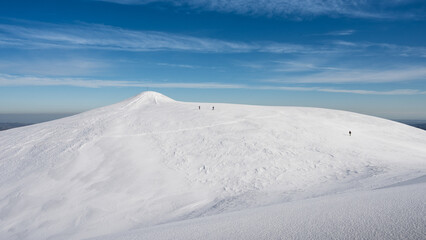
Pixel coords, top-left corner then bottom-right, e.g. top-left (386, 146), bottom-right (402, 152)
top-left (0, 91), bottom-right (425, 240)
top-left (105, 114), bottom-right (279, 138)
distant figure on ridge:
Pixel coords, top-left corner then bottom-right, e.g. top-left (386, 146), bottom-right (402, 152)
top-left (349, 130), bottom-right (352, 136)
top-left (198, 106), bottom-right (200, 110)
top-left (212, 106), bottom-right (214, 110)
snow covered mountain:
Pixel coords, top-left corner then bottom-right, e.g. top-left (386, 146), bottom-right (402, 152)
top-left (0, 91), bottom-right (425, 240)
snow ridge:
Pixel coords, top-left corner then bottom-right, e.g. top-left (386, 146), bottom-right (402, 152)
top-left (0, 91), bottom-right (425, 240)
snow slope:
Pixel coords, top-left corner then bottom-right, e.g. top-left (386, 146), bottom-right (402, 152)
top-left (0, 91), bottom-right (425, 239)
top-left (91, 178), bottom-right (426, 240)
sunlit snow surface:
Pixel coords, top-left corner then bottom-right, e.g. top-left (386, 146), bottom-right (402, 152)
top-left (0, 92), bottom-right (425, 239)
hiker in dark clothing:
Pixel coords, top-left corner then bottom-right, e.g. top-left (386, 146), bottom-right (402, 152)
top-left (198, 106), bottom-right (200, 110)
top-left (212, 106), bottom-right (214, 110)
top-left (349, 131), bottom-right (352, 136)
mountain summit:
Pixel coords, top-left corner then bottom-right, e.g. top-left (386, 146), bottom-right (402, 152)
top-left (125, 91), bottom-right (176, 106)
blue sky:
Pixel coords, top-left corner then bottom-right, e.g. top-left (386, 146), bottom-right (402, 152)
top-left (0, 0), bottom-right (425, 120)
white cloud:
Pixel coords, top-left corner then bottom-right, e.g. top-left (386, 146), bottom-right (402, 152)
top-left (0, 58), bottom-right (108, 76)
top-left (331, 41), bottom-right (426, 57)
top-left (0, 74), bottom-right (244, 89)
top-left (96, 0), bottom-right (421, 19)
top-left (262, 86), bottom-right (426, 95)
top-left (272, 61), bottom-right (344, 72)
top-left (265, 67), bottom-right (426, 83)
top-left (1, 22), bottom-right (425, 58)
top-left (157, 63), bottom-right (198, 69)
top-left (1, 73), bottom-right (424, 95)
top-left (314, 88), bottom-right (425, 95)
top-left (331, 40), bottom-right (358, 47)
top-left (323, 30), bottom-right (356, 36)
top-left (0, 23), bottom-right (307, 53)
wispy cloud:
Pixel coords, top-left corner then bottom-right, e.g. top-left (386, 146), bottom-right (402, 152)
top-left (1, 74), bottom-right (424, 95)
top-left (0, 74), bottom-right (244, 89)
top-left (312, 88), bottom-right (425, 95)
top-left (331, 40), bottom-right (358, 47)
top-left (0, 22), bottom-right (307, 53)
top-left (0, 58), bottom-right (108, 76)
top-left (1, 22), bottom-right (425, 58)
top-left (331, 40), bottom-right (426, 57)
top-left (96, 0), bottom-right (423, 19)
top-left (157, 63), bottom-right (198, 69)
top-left (260, 86), bottom-right (426, 95)
top-left (264, 67), bottom-right (426, 84)
top-left (323, 30), bottom-right (356, 36)
top-left (272, 61), bottom-right (344, 72)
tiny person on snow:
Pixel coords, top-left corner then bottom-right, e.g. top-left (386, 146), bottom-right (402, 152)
top-left (212, 106), bottom-right (214, 110)
top-left (349, 130), bottom-right (352, 136)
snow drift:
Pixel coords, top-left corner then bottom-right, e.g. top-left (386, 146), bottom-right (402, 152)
top-left (0, 91), bottom-right (425, 239)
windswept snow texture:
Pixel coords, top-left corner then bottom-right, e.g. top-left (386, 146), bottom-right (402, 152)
top-left (0, 91), bottom-right (425, 240)
top-left (90, 180), bottom-right (426, 240)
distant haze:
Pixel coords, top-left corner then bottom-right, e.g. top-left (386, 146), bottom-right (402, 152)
top-left (0, 113), bottom-right (77, 124)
